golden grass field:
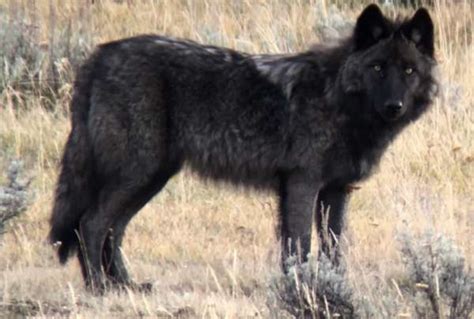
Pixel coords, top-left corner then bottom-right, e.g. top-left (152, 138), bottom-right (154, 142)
top-left (0, 0), bottom-right (472, 317)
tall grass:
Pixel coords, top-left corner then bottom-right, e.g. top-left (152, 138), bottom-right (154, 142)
top-left (0, 0), bottom-right (472, 317)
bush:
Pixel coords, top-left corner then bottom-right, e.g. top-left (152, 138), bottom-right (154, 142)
top-left (0, 160), bottom-right (31, 236)
top-left (399, 232), bottom-right (474, 318)
top-left (270, 232), bottom-right (473, 318)
top-left (270, 254), bottom-right (355, 318)
top-left (0, 3), bottom-right (92, 105)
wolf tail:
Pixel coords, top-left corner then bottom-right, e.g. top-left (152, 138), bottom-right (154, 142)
top-left (49, 60), bottom-right (97, 264)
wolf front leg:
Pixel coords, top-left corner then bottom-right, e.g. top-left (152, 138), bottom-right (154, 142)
top-left (315, 185), bottom-right (348, 260)
top-left (278, 172), bottom-right (321, 268)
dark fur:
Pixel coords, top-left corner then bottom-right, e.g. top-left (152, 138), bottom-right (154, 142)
top-left (49, 4), bottom-right (437, 291)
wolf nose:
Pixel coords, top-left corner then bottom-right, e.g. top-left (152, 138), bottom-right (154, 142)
top-left (385, 101), bottom-right (403, 112)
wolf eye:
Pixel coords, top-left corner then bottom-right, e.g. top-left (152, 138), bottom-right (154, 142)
top-left (405, 67), bottom-right (414, 75)
top-left (373, 64), bottom-right (382, 72)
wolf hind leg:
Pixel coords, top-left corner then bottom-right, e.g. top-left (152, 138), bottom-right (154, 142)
top-left (77, 183), bottom-right (132, 293)
top-left (78, 172), bottom-right (171, 294)
top-left (101, 166), bottom-right (180, 291)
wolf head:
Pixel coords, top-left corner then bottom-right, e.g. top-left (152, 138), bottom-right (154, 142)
top-left (341, 4), bottom-right (437, 123)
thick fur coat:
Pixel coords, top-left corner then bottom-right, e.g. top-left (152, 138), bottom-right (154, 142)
top-left (50, 4), bottom-right (437, 291)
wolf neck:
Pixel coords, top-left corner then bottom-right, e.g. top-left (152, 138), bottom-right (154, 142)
top-left (252, 54), bottom-right (308, 98)
top-left (252, 44), bottom-right (349, 100)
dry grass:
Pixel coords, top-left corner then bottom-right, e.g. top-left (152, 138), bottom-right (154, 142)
top-left (0, 0), bottom-right (472, 317)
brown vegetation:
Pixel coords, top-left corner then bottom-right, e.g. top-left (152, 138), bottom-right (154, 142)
top-left (0, 0), bottom-right (472, 317)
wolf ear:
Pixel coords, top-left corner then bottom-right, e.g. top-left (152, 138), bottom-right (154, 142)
top-left (401, 8), bottom-right (434, 57)
top-left (354, 4), bottom-right (390, 50)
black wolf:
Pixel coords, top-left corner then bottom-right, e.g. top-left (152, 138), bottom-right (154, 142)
top-left (49, 4), bottom-right (436, 292)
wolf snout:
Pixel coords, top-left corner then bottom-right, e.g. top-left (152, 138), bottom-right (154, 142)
top-left (385, 100), bottom-right (404, 112)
